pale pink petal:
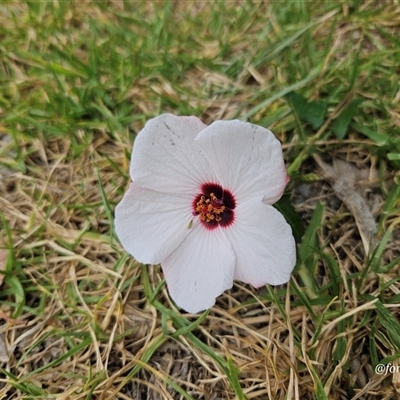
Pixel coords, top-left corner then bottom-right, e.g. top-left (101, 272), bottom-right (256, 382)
top-left (115, 183), bottom-right (193, 264)
top-left (225, 198), bottom-right (296, 287)
top-left (194, 120), bottom-right (289, 204)
top-left (162, 224), bottom-right (235, 313)
top-left (130, 114), bottom-right (217, 194)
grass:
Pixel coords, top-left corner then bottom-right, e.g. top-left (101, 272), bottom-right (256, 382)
top-left (0, 1), bottom-right (400, 399)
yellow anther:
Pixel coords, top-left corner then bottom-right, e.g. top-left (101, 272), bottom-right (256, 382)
top-left (195, 192), bottom-right (226, 223)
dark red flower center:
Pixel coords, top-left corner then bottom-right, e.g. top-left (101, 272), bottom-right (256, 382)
top-left (192, 183), bottom-right (236, 230)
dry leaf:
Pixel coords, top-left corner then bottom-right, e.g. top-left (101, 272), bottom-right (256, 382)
top-left (0, 249), bottom-right (8, 287)
top-left (314, 156), bottom-right (377, 254)
top-left (0, 334), bottom-right (9, 363)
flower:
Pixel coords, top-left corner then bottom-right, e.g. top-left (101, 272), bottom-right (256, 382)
top-left (115, 114), bottom-right (296, 313)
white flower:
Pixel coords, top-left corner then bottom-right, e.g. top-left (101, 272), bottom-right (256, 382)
top-left (115, 114), bottom-right (296, 313)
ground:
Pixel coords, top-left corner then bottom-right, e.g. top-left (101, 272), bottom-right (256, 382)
top-left (0, 1), bottom-right (400, 399)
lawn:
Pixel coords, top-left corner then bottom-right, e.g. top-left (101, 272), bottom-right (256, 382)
top-left (1, 1), bottom-right (400, 399)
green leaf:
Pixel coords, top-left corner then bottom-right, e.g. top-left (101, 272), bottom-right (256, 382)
top-left (24, 335), bottom-right (93, 378)
top-left (95, 164), bottom-right (114, 241)
top-left (297, 202), bottom-right (324, 265)
top-left (374, 299), bottom-right (400, 352)
top-left (369, 322), bottom-right (380, 367)
top-left (172, 309), bottom-right (210, 338)
top-left (368, 228), bottom-right (392, 272)
top-left (333, 99), bottom-right (363, 139)
top-left (0, 369), bottom-right (47, 396)
top-left (352, 123), bottom-right (390, 145)
top-left (378, 183), bottom-right (400, 232)
top-left (334, 301), bottom-right (347, 362)
top-left (320, 250), bottom-right (341, 297)
top-left (227, 356), bottom-right (246, 400)
top-left (274, 193), bottom-right (305, 243)
top-left (5, 275), bottom-right (25, 318)
top-left (296, 202), bottom-right (325, 298)
top-left (387, 152), bottom-right (400, 161)
top-left (286, 91), bottom-right (328, 130)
